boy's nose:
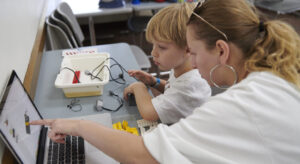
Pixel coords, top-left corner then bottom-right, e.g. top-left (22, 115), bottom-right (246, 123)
top-left (151, 49), bottom-right (158, 58)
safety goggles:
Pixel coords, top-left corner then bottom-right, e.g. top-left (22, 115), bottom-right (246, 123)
top-left (192, 0), bottom-right (228, 41)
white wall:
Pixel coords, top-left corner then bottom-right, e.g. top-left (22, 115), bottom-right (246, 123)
top-left (0, 0), bottom-right (60, 162)
top-left (0, 0), bottom-right (44, 92)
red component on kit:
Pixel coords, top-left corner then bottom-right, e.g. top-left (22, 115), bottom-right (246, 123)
top-left (72, 71), bottom-right (80, 84)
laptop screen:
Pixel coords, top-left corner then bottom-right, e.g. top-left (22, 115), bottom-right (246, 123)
top-left (0, 70), bottom-right (43, 164)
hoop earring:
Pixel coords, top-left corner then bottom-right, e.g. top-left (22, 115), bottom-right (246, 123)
top-left (209, 64), bottom-right (238, 90)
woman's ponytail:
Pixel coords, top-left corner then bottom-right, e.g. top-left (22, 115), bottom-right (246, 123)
top-left (245, 20), bottom-right (300, 87)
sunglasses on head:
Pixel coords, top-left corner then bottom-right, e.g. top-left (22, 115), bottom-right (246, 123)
top-left (192, 0), bottom-right (228, 41)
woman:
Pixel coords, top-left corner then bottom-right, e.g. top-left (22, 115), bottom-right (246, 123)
top-left (31, 0), bottom-right (300, 163)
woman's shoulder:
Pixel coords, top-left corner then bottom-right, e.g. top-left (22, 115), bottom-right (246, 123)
top-left (203, 71), bottom-right (300, 111)
top-left (232, 71), bottom-right (299, 92)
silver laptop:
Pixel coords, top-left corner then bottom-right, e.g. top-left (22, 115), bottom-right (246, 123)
top-left (0, 70), bottom-right (118, 164)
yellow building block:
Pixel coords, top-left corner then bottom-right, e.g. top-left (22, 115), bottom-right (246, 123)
top-left (113, 122), bottom-right (123, 130)
top-left (113, 120), bottom-right (139, 136)
top-left (122, 120), bottom-right (128, 129)
top-left (126, 127), bottom-right (139, 136)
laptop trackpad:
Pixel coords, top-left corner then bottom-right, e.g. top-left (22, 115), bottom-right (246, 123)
top-left (70, 113), bottom-right (119, 164)
top-left (85, 142), bottom-right (119, 164)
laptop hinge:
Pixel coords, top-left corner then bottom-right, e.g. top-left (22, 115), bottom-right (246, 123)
top-left (36, 126), bottom-right (48, 164)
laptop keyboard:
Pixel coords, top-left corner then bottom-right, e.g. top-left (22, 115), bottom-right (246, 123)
top-left (47, 135), bottom-right (85, 164)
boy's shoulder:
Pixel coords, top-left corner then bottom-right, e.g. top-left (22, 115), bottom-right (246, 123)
top-left (171, 69), bottom-right (210, 90)
top-left (176, 69), bottom-right (205, 82)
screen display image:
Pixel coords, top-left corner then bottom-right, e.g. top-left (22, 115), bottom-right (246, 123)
top-left (0, 72), bottom-right (42, 164)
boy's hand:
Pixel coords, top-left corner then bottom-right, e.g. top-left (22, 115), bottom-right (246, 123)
top-left (30, 119), bottom-right (81, 143)
top-left (123, 82), bottom-right (146, 100)
top-left (128, 70), bottom-right (156, 86)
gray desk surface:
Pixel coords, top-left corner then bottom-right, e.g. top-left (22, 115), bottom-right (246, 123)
top-left (71, 4), bottom-right (133, 18)
top-left (62, 0), bottom-right (132, 18)
top-left (34, 43), bottom-right (142, 127)
top-left (63, 0), bottom-right (172, 18)
top-left (131, 2), bottom-right (172, 12)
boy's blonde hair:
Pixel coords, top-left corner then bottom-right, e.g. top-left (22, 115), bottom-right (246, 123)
top-left (188, 0), bottom-right (300, 88)
top-left (146, 2), bottom-right (195, 48)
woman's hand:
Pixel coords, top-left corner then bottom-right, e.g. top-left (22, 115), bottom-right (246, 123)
top-left (30, 119), bottom-right (81, 143)
top-left (128, 70), bottom-right (155, 86)
top-left (123, 82), bottom-right (147, 100)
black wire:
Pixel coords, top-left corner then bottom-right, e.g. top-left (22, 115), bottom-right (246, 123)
top-left (96, 65), bottom-right (126, 84)
top-left (91, 59), bottom-right (106, 75)
top-left (110, 63), bottom-right (124, 76)
top-left (87, 57), bottom-right (138, 84)
top-left (95, 91), bottom-right (124, 112)
top-left (109, 64), bottom-right (126, 84)
top-left (109, 57), bottom-right (138, 81)
top-left (86, 57), bottom-right (137, 112)
top-left (60, 67), bottom-right (81, 83)
top-left (61, 58), bottom-right (132, 113)
top-left (109, 58), bottom-right (130, 75)
top-left (88, 73), bottom-right (102, 81)
top-left (67, 98), bottom-right (82, 112)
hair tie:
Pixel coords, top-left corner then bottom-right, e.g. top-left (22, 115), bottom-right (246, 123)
top-left (259, 21), bottom-right (265, 32)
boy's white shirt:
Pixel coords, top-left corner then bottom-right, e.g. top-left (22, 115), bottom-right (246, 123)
top-left (151, 69), bottom-right (211, 124)
top-left (144, 71), bottom-right (300, 164)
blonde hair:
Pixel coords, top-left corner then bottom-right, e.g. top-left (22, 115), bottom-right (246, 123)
top-left (188, 0), bottom-right (300, 88)
top-left (146, 2), bottom-right (195, 48)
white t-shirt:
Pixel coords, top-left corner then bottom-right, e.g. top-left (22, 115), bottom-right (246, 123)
top-left (152, 69), bottom-right (211, 124)
top-left (144, 71), bottom-right (300, 164)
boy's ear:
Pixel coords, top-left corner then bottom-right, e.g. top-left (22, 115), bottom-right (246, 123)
top-left (215, 40), bottom-right (230, 65)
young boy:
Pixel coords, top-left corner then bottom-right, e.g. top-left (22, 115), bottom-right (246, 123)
top-left (123, 2), bottom-right (211, 124)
